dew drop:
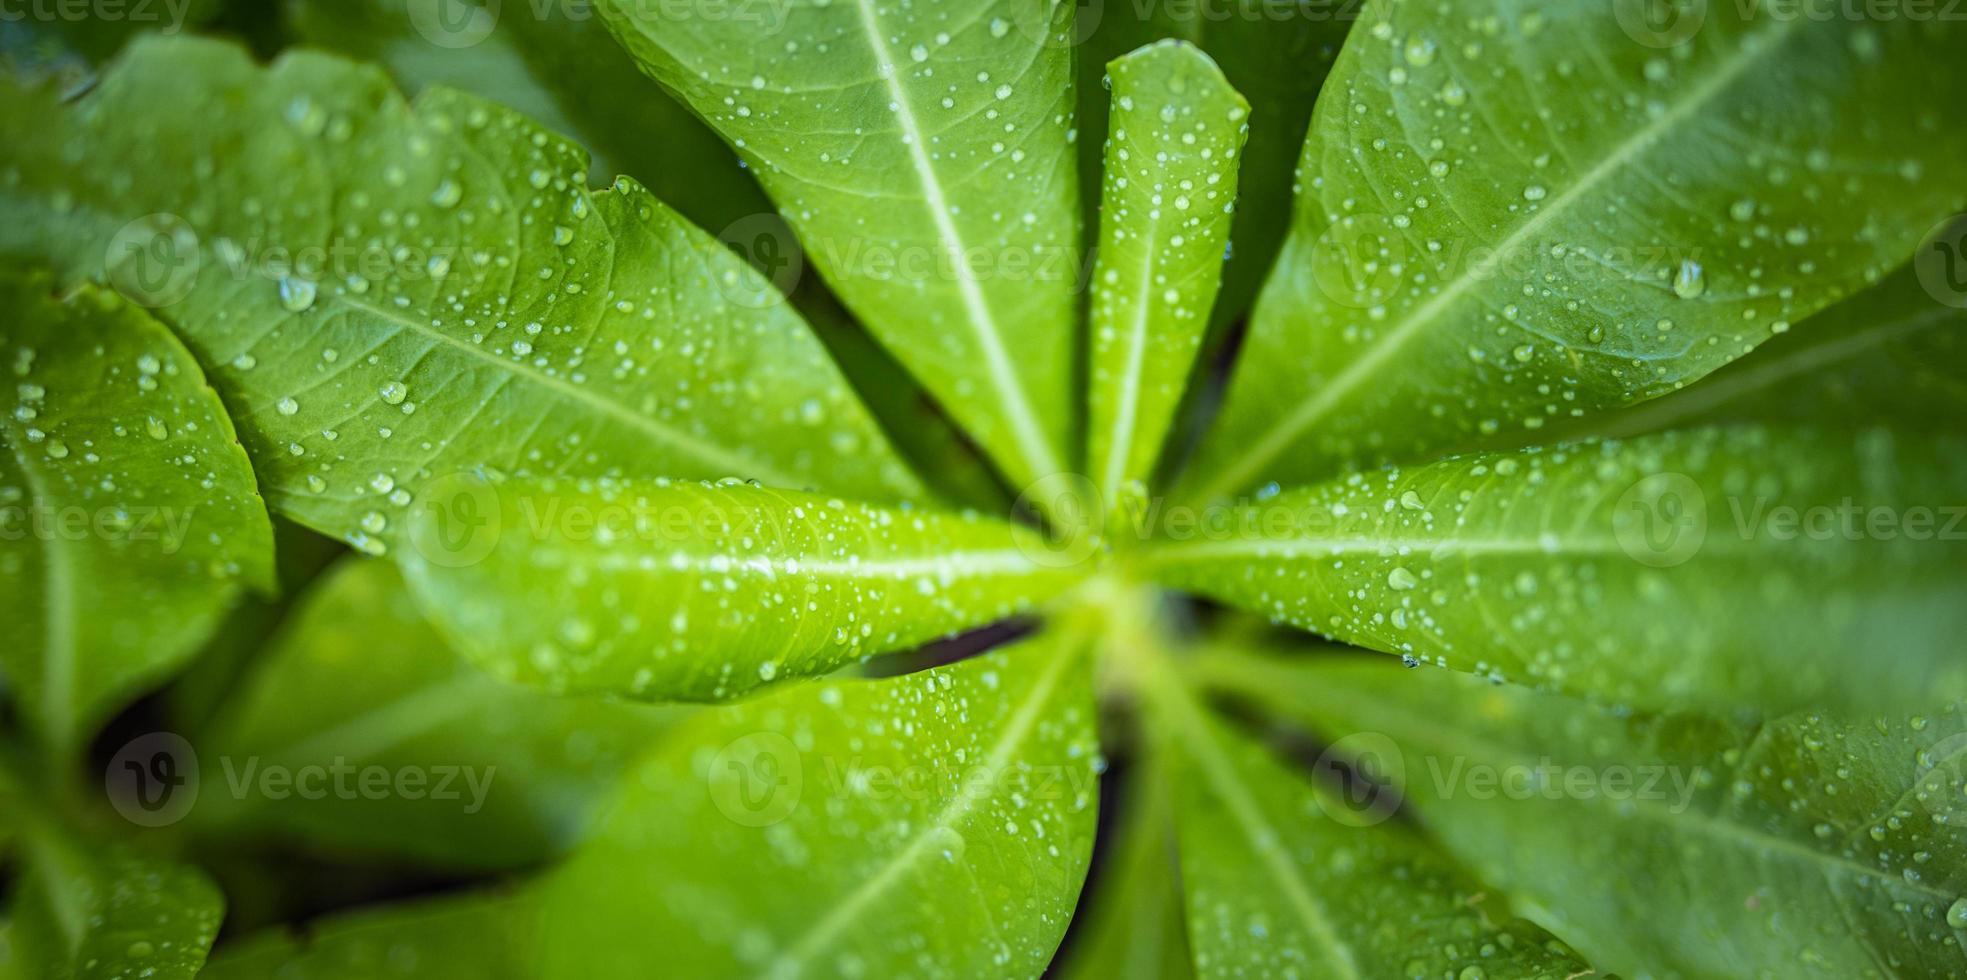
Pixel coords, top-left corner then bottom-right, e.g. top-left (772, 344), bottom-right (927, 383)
top-left (1672, 259), bottom-right (1706, 300)
top-left (277, 276), bottom-right (317, 312)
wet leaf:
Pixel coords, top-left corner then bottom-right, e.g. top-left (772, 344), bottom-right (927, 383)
top-left (1050, 736), bottom-right (1189, 980)
top-left (535, 627), bottom-right (1101, 977)
top-left (9, 830), bottom-right (223, 980)
top-left (201, 890), bottom-right (535, 980)
top-left (598, 0), bottom-right (1084, 490)
top-left (0, 269), bottom-right (273, 752)
top-left (1184, 3), bottom-right (1967, 502)
top-left (1152, 681), bottom-right (1589, 979)
top-left (399, 477), bottom-right (1085, 701)
top-left (195, 557), bottom-right (677, 868)
top-left (1150, 426), bottom-right (1967, 714)
top-left (1205, 649), bottom-right (1967, 979)
top-left (0, 36), bottom-right (925, 559)
top-left (1085, 41), bottom-right (1247, 519)
top-left (1075, 3), bottom-right (1350, 334)
top-left (291, 0), bottom-right (773, 236)
top-left (1542, 266), bottom-right (1967, 444)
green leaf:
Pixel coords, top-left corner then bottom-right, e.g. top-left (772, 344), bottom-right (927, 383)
top-left (1075, 2), bottom-right (1351, 331)
top-left (535, 627), bottom-right (1101, 977)
top-left (161, 518), bottom-right (346, 731)
top-left (1148, 426), bottom-right (1967, 715)
top-left (399, 477), bottom-right (1085, 701)
top-left (1204, 649), bottom-right (1967, 979)
top-left (1184, 3), bottom-right (1967, 503)
top-left (201, 889), bottom-right (536, 980)
top-left (597, 0), bottom-right (1083, 489)
top-left (0, 36), bottom-right (927, 555)
top-left (1151, 683), bottom-right (1589, 979)
top-left (194, 557), bottom-right (676, 867)
top-left (1085, 41), bottom-right (1247, 517)
top-left (1050, 737), bottom-right (1190, 980)
top-left (290, 0), bottom-right (1014, 513)
top-left (289, 0), bottom-right (773, 246)
top-left (10, 831), bottom-right (224, 980)
top-left (1537, 266), bottom-right (1967, 445)
top-left (0, 268), bottom-right (273, 752)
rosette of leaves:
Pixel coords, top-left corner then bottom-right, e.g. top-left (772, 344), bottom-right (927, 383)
top-left (0, 1), bottom-right (1964, 977)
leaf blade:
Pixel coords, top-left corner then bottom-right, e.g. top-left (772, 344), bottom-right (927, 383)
top-left (1203, 649), bottom-right (1967, 978)
top-left (535, 627), bottom-right (1102, 977)
top-left (0, 269), bottom-right (273, 751)
top-left (399, 477), bottom-right (1085, 701)
top-left (1085, 41), bottom-right (1248, 515)
top-left (597, 0), bottom-right (1083, 488)
top-left (1154, 687), bottom-right (1591, 979)
top-left (1186, 4), bottom-right (1967, 501)
top-left (10, 832), bottom-right (223, 980)
top-left (194, 557), bottom-right (677, 867)
top-left (1150, 426), bottom-right (1967, 714)
top-left (0, 36), bottom-right (926, 556)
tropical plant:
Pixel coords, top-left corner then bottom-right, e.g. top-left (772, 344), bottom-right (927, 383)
top-left (1, 1), bottom-right (1965, 977)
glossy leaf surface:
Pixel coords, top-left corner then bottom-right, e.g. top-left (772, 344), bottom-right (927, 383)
top-left (598, 0), bottom-right (1084, 488)
top-left (196, 557), bottom-right (676, 867)
top-left (0, 270), bottom-right (272, 751)
top-left (400, 477), bottom-right (1085, 701)
top-left (1085, 41), bottom-right (1247, 516)
top-left (536, 628), bottom-right (1101, 978)
top-left (1206, 650), bottom-right (1967, 979)
top-left (0, 37), bottom-right (925, 558)
top-left (1186, 3), bottom-right (1967, 502)
top-left (1153, 427), bottom-right (1967, 714)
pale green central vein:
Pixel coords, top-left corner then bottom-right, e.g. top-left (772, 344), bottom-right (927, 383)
top-left (592, 548), bottom-right (1043, 580)
top-left (1152, 668), bottom-right (1362, 980)
top-left (3, 432), bottom-right (77, 749)
top-left (321, 289), bottom-right (794, 487)
top-left (1297, 679), bottom-right (1962, 906)
top-left (1143, 534), bottom-right (1626, 567)
top-left (1195, 20), bottom-right (1807, 503)
top-left (1096, 177), bottom-right (1167, 507)
top-left (850, 0), bottom-right (1063, 484)
top-left (767, 638), bottom-right (1082, 977)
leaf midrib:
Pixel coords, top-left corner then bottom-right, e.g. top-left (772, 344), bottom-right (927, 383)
top-left (1282, 669), bottom-right (1963, 907)
top-left (314, 285), bottom-right (795, 486)
top-left (1095, 169), bottom-right (1169, 507)
top-left (1195, 19), bottom-right (1807, 502)
top-left (1, 430), bottom-right (76, 748)
top-left (765, 638), bottom-right (1082, 977)
top-left (1152, 667), bottom-right (1362, 980)
top-left (849, 0), bottom-right (1063, 485)
top-left (591, 548), bottom-right (1043, 580)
